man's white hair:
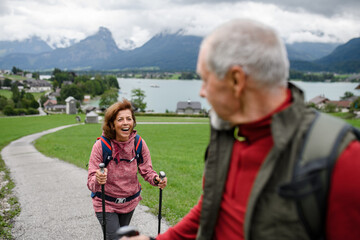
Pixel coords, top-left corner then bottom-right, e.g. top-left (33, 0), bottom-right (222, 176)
top-left (201, 18), bottom-right (289, 88)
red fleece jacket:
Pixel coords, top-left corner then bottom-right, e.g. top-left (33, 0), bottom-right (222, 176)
top-left (157, 92), bottom-right (360, 240)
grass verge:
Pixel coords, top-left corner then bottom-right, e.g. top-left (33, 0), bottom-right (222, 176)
top-left (0, 114), bottom-right (82, 239)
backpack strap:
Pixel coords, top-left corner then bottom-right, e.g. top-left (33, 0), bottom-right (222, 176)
top-left (98, 135), bottom-right (117, 167)
top-left (134, 134), bottom-right (143, 165)
top-left (279, 111), bottom-right (359, 240)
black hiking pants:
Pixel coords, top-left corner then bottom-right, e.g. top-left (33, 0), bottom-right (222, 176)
top-left (96, 210), bottom-right (135, 240)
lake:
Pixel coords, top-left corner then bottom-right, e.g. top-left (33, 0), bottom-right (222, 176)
top-left (116, 78), bottom-right (360, 113)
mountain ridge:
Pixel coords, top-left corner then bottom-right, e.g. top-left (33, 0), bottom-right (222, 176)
top-left (0, 27), bottom-right (358, 72)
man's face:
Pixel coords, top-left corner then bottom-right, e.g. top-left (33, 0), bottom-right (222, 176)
top-left (197, 46), bottom-right (236, 121)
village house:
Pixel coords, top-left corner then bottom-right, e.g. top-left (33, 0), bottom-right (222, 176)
top-left (43, 99), bottom-right (58, 110)
top-left (25, 73), bottom-right (32, 79)
top-left (176, 100), bottom-right (201, 114)
top-left (83, 95), bottom-right (91, 102)
top-left (308, 95), bottom-right (330, 109)
top-left (85, 111), bottom-right (99, 124)
top-left (24, 79), bottom-right (52, 92)
top-left (327, 100), bottom-right (352, 113)
top-left (45, 104), bottom-right (66, 113)
top-left (48, 88), bottom-right (61, 99)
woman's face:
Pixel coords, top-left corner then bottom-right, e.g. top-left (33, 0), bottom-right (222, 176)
top-left (113, 109), bottom-right (134, 142)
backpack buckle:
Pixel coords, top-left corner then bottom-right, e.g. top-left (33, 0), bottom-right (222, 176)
top-left (115, 198), bottom-right (126, 204)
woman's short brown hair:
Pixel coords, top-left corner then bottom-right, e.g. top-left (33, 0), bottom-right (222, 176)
top-left (102, 99), bottom-right (136, 139)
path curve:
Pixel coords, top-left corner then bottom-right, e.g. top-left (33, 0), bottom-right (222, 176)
top-left (1, 124), bottom-right (169, 240)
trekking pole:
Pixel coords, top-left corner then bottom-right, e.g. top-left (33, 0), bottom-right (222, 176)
top-left (99, 163), bottom-right (106, 240)
top-left (158, 171), bottom-right (166, 235)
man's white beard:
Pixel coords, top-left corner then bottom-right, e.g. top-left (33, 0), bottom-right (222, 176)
top-left (209, 109), bottom-right (232, 130)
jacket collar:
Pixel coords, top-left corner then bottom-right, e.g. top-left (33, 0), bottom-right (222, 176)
top-left (271, 82), bottom-right (306, 150)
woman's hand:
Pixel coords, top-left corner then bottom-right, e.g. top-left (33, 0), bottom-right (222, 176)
top-left (155, 176), bottom-right (167, 190)
top-left (95, 168), bottom-right (108, 185)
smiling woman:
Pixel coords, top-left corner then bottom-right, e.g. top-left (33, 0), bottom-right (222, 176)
top-left (87, 99), bottom-right (168, 240)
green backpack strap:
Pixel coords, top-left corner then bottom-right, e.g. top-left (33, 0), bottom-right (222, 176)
top-left (279, 111), bottom-right (359, 240)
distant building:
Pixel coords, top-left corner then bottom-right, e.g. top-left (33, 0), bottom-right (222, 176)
top-left (85, 111), bottom-right (99, 124)
top-left (48, 88), bottom-right (61, 98)
top-left (65, 96), bottom-right (77, 114)
top-left (83, 95), bottom-right (91, 102)
top-left (327, 100), bottom-right (352, 112)
top-left (308, 95), bottom-right (330, 109)
top-left (43, 99), bottom-right (57, 109)
top-left (25, 73), bottom-right (32, 79)
top-left (347, 74), bottom-right (360, 82)
top-left (24, 79), bottom-right (52, 92)
top-left (176, 100), bottom-right (201, 114)
top-left (45, 104), bottom-right (66, 113)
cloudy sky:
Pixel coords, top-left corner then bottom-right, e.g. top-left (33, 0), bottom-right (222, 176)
top-left (1, 0), bottom-right (359, 49)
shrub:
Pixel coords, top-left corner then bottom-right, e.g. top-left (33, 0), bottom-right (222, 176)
top-left (27, 108), bottom-right (39, 115)
top-left (3, 106), bottom-right (15, 116)
top-left (14, 108), bottom-right (27, 115)
top-left (324, 103), bottom-right (337, 113)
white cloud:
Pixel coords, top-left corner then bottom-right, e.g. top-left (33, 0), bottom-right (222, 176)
top-left (0, 0), bottom-right (359, 50)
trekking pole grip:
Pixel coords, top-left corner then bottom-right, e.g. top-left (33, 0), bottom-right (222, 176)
top-left (99, 163), bottom-right (105, 174)
top-left (159, 171), bottom-right (166, 181)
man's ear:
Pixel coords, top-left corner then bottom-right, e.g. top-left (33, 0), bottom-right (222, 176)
top-left (230, 66), bottom-right (246, 98)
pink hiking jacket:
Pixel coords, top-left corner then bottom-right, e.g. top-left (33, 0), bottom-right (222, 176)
top-left (87, 130), bottom-right (158, 213)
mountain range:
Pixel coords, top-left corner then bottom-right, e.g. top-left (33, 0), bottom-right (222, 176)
top-left (0, 27), bottom-right (359, 73)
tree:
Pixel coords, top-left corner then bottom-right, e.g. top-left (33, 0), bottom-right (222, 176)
top-left (60, 84), bottom-right (84, 101)
top-left (4, 78), bottom-right (12, 87)
top-left (105, 75), bottom-right (120, 89)
top-left (350, 97), bottom-right (360, 113)
top-left (11, 84), bottom-right (20, 103)
top-left (324, 103), bottom-right (337, 113)
top-left (12, 66), bottom-right (23, 75)
top-left (0, 95), bottom-right (7, 110)
top-left (131, 88), bottom-right (147, 112)
top-left (32, 72), bottom-right (40, 80)
top-left (99, 88), bottom-right (119, 109)
top-left (40, 95), bottom-right (48, 107)
top-left (340, 91), bottom-right (354, 100)
top-left (52, 68), bottom-right (62, 76)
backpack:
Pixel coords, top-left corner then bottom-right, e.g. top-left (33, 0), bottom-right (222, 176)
top-left (97, 134), bottom-right (144, 167)
top-left (278, 111), bottom-right (360, 240)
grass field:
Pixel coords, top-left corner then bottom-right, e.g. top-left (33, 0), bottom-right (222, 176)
top-left (0, 89), bottom-right (46, 100)
top-left (0, 89), bottom-right (12, 99)
top-left (0, 114), bottom-right (82, 238)
top-left (34, 120), bottom-right (210, 225)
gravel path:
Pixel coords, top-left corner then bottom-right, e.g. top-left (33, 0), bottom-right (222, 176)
top-left (1, 124), bottom-right (169, 240)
